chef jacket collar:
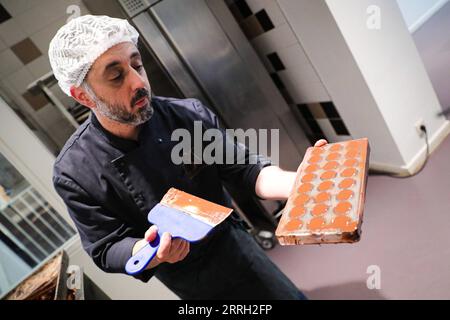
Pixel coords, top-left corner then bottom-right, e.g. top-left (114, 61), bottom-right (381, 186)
top-left (90, 107), bottom-right (152, 153)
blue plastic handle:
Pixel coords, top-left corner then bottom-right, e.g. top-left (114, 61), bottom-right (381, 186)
top-left (125, 204), bottom-right (214, 275)
top-left (125, 233), bottom-right (161, 275)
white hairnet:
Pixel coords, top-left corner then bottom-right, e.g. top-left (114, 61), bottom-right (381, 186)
top-left (48, 15), bottom-right (139, 96)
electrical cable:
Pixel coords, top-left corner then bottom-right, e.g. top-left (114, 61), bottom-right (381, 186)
top-left (369, 125), bottom-right (430, 178)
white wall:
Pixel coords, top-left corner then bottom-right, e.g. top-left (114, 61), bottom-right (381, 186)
top-left (325, 0), bottom-right (448, 169)
top-left (396, 0), bottom-right (449, 32)
top-left (277, 0), bottom-right (405, 168)
top-left (277, 0), bottom-right (449, 172)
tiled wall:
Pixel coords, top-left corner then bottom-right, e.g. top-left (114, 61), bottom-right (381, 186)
top-left (225, 0), bottom-right (352, 143)
top-left (0, 0), bottom-right (90, 153)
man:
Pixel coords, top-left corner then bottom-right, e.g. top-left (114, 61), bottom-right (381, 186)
top-left (49, 15), bottom-right (326, 299)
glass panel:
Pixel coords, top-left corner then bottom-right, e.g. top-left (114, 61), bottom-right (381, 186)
top-left (0, 152), bottom-right (76, 297)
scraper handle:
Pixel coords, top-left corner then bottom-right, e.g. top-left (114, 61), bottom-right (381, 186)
top-left (125, 233), bottom-right (161, 275)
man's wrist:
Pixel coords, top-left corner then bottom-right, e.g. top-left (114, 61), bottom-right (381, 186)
top-left (255, 166), bottom-right (295, 200)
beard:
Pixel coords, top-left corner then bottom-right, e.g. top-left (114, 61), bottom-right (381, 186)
top-left (96, 96), bottom-right (154, 126)
top-left (85, 84), bottom-right (154, 126)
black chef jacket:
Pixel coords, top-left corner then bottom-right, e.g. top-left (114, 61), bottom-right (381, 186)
top-left (52, 96), bottom-right (273, 283)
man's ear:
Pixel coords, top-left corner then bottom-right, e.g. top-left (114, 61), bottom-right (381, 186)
top-left (70, 85), bottom-right (95, 109)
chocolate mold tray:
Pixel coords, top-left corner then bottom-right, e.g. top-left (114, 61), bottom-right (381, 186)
top-left (276, 138), bottom-right (370, 245)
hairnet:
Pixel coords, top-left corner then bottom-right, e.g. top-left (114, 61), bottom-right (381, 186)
top-left (48, 15), bottom-right (139, 96)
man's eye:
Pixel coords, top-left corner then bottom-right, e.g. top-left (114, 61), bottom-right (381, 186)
top-left (134, 65), bottom-right (143, 72)
top-left (111, 73), bottom-right (123, 81)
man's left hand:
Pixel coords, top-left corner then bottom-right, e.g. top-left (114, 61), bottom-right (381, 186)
top-left (314, 139), bottom-right (328, 147)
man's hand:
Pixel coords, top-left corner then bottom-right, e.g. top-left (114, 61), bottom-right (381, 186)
top-left (255, 139), bottom-right (328, 200)
top-left (132, 225), bottom-right (190, 270)
top-left (314, 139), bottom-right (328, 147)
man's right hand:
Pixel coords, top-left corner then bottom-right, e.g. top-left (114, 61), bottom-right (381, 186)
top-left (132, 225), bottom-right (190, 270)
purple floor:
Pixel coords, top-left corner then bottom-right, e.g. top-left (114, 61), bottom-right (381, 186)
top-left (267, 135), bottom-right (450, 299)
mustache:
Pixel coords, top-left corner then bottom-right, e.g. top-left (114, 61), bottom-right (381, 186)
top-left (131, 88), bottom-right (150, 106)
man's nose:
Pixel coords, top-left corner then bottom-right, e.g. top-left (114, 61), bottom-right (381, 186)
top-left (128, 67), bottom-right (147, 93)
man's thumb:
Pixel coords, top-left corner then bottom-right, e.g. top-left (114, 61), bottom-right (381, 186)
top-left (145, 225), bottom-right (158, 242)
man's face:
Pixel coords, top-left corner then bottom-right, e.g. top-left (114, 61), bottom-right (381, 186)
top-left (83, 42), bottom-right (153, 125)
